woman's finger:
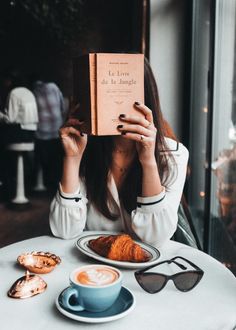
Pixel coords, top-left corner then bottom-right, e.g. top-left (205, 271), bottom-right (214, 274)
top-left (63, 118), bottom-right (84, 128)
top-left (121, 132), bottom-right (155, 143)
top-left (59, 126), bottom-right (82, 138)
top-left (119, 113), bottom-right (153, 129)
top-left (134, 102), bottom-right (154, 123)
top-left (117, 123), bottom-right (156, 137)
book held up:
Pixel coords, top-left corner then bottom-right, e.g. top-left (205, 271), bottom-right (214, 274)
top-left (73, 53), bottom-right (144, 135)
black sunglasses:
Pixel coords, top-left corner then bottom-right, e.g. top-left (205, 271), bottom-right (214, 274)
top-left (134, 256), bottom-right (204, 293)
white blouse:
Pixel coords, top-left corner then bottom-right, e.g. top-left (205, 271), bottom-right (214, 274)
top-left (49, 137), bottom-right (189, 248)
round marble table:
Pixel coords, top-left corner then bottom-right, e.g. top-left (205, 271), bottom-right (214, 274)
top-left (0, 234), bottom-right (236, 330)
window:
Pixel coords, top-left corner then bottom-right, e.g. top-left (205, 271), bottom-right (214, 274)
top-left (188, 0), bottom-right (236, 275)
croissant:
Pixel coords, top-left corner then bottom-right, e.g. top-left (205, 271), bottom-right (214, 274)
top-left (88, 234), bottom-right (150, 262)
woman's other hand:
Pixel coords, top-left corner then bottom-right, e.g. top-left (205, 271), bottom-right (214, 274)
top-left (117, 102), bottom-right (157, 166)
top-left (60, 118), bottom-right (87, 159)
top-left (60, 117), bottom-right (87, 193)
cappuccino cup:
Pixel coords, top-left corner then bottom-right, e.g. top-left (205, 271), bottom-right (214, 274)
top-left (61, 264), bottom-right (122, 313)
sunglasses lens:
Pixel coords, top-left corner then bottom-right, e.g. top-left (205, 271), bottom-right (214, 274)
top-left (137, 273), bottom-right (166, 293)
top-left (174, 272), bottom-right (201, 291)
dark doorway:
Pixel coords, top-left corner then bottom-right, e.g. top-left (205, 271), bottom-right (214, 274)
top-left (0, 0), bottom-right (149, 98)
top-left (0, 0), bottom-right (150, 247)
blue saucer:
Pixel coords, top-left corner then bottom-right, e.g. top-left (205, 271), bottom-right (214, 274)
top-left (56, 286), bottom-right (135, 323)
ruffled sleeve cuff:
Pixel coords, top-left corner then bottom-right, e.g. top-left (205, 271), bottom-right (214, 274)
top-left (137, 188), bottom-right (166, 212)
top-left (56, 183), bottom-right (88, 207)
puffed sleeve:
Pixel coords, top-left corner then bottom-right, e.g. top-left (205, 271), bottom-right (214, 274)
top-left (49, 182), bottom-right (88, 239)
top-left (131, 141), bottom-right (189, 247)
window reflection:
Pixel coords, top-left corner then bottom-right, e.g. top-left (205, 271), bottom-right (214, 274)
top-left (211, 0), bottom-right (236, 252)
top-left (188, 0), bottom-right (236, 274)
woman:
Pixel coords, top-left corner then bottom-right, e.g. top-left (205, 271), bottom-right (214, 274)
top-left (49, 59), bottom-right (189, 247)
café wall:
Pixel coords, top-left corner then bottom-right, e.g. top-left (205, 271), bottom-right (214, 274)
top-left (150, 0), bottom-right (187, 139)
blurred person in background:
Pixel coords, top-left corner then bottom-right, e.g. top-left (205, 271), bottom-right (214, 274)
top-left (0, 70), bottom-right (38, 199)
top-left (31, 77), bottom-right (66, 193)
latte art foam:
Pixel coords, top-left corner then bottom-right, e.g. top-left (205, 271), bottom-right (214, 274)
top-left (76, 267), bottom-right (119, 286)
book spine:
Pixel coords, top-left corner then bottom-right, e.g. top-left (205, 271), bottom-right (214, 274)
top-left (89, 54), bottom-right (97, 135)
top-left (73, 55), bottom-right (92, 134)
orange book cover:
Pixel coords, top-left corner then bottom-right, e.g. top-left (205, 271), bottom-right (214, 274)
top-left (73, 53), bottom-right (144, 135)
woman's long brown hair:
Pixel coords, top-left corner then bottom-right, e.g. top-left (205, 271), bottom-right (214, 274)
top-left (80, 58), bottom-right (174, 220)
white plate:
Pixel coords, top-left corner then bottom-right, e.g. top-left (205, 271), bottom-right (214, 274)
top-left (75, 231), bottom-right (160, 269)
top-left (56, 286), bottom-right (135, 324)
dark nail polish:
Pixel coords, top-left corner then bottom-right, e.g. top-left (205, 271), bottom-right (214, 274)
top-left (119, 114), bottom-right (125, 118)
top-left (121, 131), bottom-right (126, 135)
top-left (80, 132), bottom-right (84, 136)
top-left (134, 101), bottom-right (140, 106)
top-left (117, 125), bottom-right (123, 129)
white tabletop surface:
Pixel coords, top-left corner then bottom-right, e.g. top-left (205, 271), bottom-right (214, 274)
top-left (0, 234), bottom-right (236, 330)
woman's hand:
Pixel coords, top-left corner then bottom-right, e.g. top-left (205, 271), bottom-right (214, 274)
top-left (59, 104), bottom-right (87, 193)
top-left (60, 118), bottom-right (87, 159)
top-left (117, 102), bottom-right (157, 166)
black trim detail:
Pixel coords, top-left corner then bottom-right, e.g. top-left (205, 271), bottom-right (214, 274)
top-left (159, 141), bottom-right (179, 153)
top-left (137, 194), bottom-right (166, 207)
top-left (59, 191), bottom-right (81, 202)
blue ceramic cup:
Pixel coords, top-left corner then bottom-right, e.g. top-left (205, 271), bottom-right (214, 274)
top-left (61, 264), bottom-right (122, 313)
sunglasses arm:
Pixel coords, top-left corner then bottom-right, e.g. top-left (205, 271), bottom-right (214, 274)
top-left (168, 259), bottom-right (187, 270)
top-left (171, 256), bottom-right (204, 272)
top-left (136, 258), bottom-right (187, 275)
top-left (135, 256), bottom-right (204, 275)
